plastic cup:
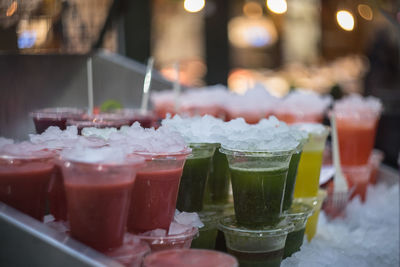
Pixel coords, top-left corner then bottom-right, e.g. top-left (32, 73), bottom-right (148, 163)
top-left (283, 202), bottom-right (313, 258)
top-left (219, 216), bottom-right (293, 267)
top-left (226, 109), bottom-right (266, 124)
top-left (334, 110), bottom-right (380, 166)
top-left (220, 147), bottom-right (294, 227)
top-left (273, 111), bottom-right (324, 124)
top-left (0, 149), bottom-right (54, 221)
top-left (282, 144), bottom-right (304, 211)
top-left (343, 165), bottom-right (372, 202)
top-left (191, 210), bottom-right (223, 249)
top-left (30, 107), bottom-right (86, 134)
top-left (143, 249), bottom-right (238, 267)
top-left (67, 114), bottom-right (131, 135)
top-left (60, 155), bottom-right (144, 252)
top-left (48, 164), bottom-right (68, 221)
top-left (369, 149), bottom-right (384, 185)
top-left (104, 235), bottom-right (150, 267)
top-left (293, 126), bottom-right (329, 199)
top-left (176, 143), bottom-right (216, 212)
top-left (133, 227), bottom-right (198, 252)
top-left (204, 144), bottom-right (231, 205)
top-left (127, 150), bottom-right (190, 233)
top-left (113, 109), bottom-right (158, 128)
top-left (304, 190), bottom-right (327, 242)
top-left (49, 141), bottom-right (107, 221)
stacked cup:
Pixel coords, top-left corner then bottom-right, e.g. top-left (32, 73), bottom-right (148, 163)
top-left (103, 123), bottom-right (200, 252)
top-left (162, 115), bottom-right (225, 249)
top-left (332, 94), bottom-right (383, 202)
top-left (217, 117), bottom-right (305, 266)
top-left (291, 123), bottom-right (330, 240)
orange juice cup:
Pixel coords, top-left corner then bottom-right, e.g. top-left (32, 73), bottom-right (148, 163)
top-left (333, 94), bottom-right (382, 166)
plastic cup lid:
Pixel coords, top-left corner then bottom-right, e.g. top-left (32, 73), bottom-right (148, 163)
top-left (218, 216), bottom-right (294, 237)
top-left (284, 202), bottom-right (314, 225)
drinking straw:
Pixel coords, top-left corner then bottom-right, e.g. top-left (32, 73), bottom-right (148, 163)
top-left (87, 57), bottom-right (94, 116)
top-left (140, 57), bottom-right (154, 114)
top-left (173, 62), bottom-right (181, 113)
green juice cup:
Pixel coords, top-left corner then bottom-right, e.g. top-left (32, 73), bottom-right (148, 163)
top-left (176, 143), bottom-right (216, 212)
top-left (204, 144), bottom-right (231, 205)
top-left (219, 216), bottom-right (294, 267)
top-left (282, 141), bottom-right (307, 211)
top-left (220, 147), bottom-right (294, 226)
top-left (190, 210), bottom-right (221, 249)
top-left (283, 202), bottom-right (313, 258)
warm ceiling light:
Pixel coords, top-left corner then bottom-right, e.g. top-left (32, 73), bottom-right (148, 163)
top-left (266, 0), bottom-right (287, 14)
top-left (357, 4), bottom-right (373, 21)
top-left (243, 2), bottom-right (263, 18)
top-left (184, 0), bottom-right (205, 13)
top-left (336, 10), bottom-right (355, 31)
top-left (6, 1), bottom-right (17, 17)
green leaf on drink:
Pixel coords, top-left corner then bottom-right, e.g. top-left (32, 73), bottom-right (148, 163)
top-left (100, 100), bottom-right (123, 112)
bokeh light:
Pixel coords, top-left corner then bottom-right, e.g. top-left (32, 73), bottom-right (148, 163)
top-left (336, 10), bottom-right (355, 31)
top-left (357, 4), bottom-right (373, 21)
top-left (243, 2), bottom-right (263, 18)
top-left (266, 0), bottom-right (287, 14)
top-left (184, 0), bottom-right (205, 13)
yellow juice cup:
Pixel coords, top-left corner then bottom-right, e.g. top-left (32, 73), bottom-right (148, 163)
top-left (293, 124), bottom-right (329, 199)
top-left (304, 190), bottom-right (327, 242)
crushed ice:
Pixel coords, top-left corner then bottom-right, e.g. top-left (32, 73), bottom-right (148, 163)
top-left (282, 183), bottom-right (399, 267)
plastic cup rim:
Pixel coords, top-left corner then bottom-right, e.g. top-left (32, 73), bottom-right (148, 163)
top-left (133, 227), bottom-right (199, 241)
top-left (218, 216), bottom-right (294, 237)
top-left (219, 146), bottom-right (295, 157)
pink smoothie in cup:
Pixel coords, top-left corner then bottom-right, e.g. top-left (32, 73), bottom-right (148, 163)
top-left (107, 123), bottom-right (191, 233)
top-left (0, 142), bottom-right (55, 221)
top-left (60, 147), bottom-right (145, 252)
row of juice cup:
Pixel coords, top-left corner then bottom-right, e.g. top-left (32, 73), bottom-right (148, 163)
top-left (0, 124), bottom-right (329, 267)
top-left (30, 98), bottom-right (381, 170)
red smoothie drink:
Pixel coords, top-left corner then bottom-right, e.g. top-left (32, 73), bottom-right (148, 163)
top-left (0, 144), bottom-right (54, 221)
top-left (60, 147), bottom-right (145, 252)
top-left (30, 108), bottom-right (85, 134)
top-left (143, 249), bottom-right (238, 267)
top-left (127, 151), bottom-right (189, 233)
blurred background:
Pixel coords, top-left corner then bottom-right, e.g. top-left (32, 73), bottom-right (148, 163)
top-left (0, 0), bottom-right (399, 166)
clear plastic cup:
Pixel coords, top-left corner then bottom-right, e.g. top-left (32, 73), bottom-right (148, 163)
top-left (293, 124), bottom-right (329, 199)
top-left (191, 210), bottom-right (222, 250)
top-left (368, 149), bottom-right (384, 185)
top-left (67, 114), bottom-right (131, 135)
top-left (105, 235), bottom-right (151, 267)
top-left (127, 150), bottom-right (191, 233)
top-left (30, 107), bottom-right (86, 134)
top-left (204, 143), bottom-right (231, 205)
top-left (283, 143), bottom-right (305, 211)
top-left (176, 143), bottom-right (217, 212)
top-left (274, 111), bottom-right (324, 124)
top-left (0, 147), bottom-right (54, 221)
top-left (226, 109), bottom-right (266, 124)
top-left (283, 202), bottom-right (313, 258)
top-left (219, 216), bottom-right (293, 267)
top-left (220, 147), bottom-right (294, 226)
top-left (304, 189), bottom-right (327, 242)
top-left (143, 248), bottom-right (238, 267)
top-left (49, 139), bottom-right (107, 221)
top-left (133, 227), bottom-right (199, 252)
top-left (333, 95), bottom-right (382, 166)
top-left (112, 109), bottom-right (158, 129)
top-left (343, 164), bottom-right (373, 202)
top-left (60, 153), bottom-right (145, 252)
